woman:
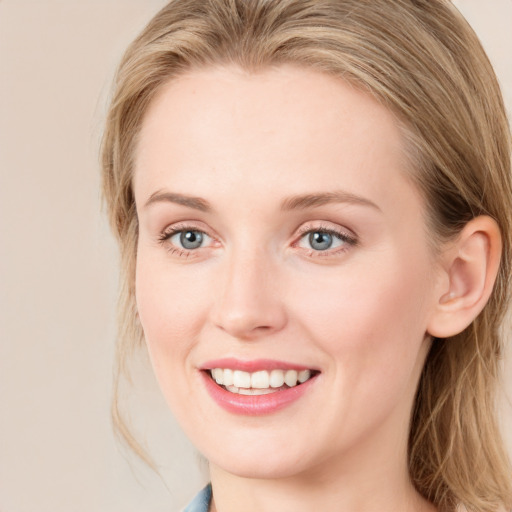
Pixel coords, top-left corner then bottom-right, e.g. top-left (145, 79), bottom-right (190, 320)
top-left (101, 0), bottom-right (512, 510)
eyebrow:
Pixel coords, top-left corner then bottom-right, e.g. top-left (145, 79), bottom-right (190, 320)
top-left (280, 191), bottom-right (381, 212)
top-left (143, 189), bottom-right (380, 213)
top-left (144, 190), bottom-right (212, 212)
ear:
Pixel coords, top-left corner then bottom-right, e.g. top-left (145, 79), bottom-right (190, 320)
top-left (427, 216), bottom-right (502, 338)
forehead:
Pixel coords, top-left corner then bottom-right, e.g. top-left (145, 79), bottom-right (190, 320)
top-left (133, 64), bottom-right (420, 217)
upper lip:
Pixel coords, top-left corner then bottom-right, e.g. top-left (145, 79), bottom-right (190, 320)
top-left (199, 358), bottom-right (318, 372)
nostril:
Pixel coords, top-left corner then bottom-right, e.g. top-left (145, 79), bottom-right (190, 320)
top-left (210, 269), bottom-right (288, 337)
top-left (214, 316), bottom-right (281, 339)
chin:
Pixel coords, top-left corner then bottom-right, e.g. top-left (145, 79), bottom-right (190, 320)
top-left (210, 455), bottom-right (311, 480)
top-left (199, 433), bottom-right (321, 480)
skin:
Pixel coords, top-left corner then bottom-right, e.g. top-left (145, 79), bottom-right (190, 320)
top-left (132, 64), bottom-right (446, 512)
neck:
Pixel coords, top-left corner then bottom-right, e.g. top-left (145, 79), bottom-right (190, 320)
top-left (209, 467), bottom-right (435, 512)
top-left (208, 425), bottom-right (436, 512)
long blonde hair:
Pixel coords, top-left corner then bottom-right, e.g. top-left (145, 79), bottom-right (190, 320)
top-left (101, 1), bottom-right (512, 510)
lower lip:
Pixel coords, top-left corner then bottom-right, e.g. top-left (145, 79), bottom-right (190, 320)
top-left (200, 371), bottom-right (318, 416)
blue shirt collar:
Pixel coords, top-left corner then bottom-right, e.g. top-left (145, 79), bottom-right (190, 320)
top-left (183, 484), bottom-right (212, 512)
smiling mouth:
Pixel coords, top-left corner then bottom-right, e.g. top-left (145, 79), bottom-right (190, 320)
top-left (207, 368), bottom-right (319, 395)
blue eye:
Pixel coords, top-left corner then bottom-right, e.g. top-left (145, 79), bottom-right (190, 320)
top-left (162, 228), bottom-right (211, 251)
top-left (308, 231), bottom-right (333, 251)
top-left (178, 230), bottom-right (204, 249)
top-left (297, 228), bottom-right (355, 253)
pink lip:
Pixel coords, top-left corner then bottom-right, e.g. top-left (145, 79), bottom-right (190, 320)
top-left (200, 358), bottom-right (314, 372)
top-left (200, 369), bottom-right (319, 416)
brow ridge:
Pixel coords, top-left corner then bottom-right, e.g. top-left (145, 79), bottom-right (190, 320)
top-left (280, 191), bottom-right (380, 211)
top-left (143, 189), bottom-right (380, 213)
top-left (144, 190), bottom-right (212, 212)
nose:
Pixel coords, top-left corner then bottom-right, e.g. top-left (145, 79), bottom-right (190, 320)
top-left (210, 249), bottom-right (288, 340)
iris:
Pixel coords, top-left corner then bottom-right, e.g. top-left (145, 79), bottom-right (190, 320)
top-left (181, 230), bottom-right (203, 249)
top-left (309, 231), bottom-right (333, 251)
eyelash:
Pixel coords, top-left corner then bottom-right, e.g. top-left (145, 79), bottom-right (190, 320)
top-left (157, 222), bottom-right (212, 258)
top-left (157, 222), bottom-right (358, 259)
top-left (294, 223), bottom-right (358, 258)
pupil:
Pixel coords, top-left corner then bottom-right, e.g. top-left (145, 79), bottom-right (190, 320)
top-left (181, 230), bottom-right (203, 249)
top-left (309, 232), bottom-right (332, 251)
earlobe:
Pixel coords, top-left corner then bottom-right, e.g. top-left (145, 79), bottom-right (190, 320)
top-left (427, 216), bottom-right (502, 338)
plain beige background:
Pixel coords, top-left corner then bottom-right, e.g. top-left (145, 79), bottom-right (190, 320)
top-left (0, 1), bottom-right (511, 511)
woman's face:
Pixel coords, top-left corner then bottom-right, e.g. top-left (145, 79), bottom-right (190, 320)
top-left (133, 65), bottom-right (440, 480)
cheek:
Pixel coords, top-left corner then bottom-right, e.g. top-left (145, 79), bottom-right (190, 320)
top-left (286, 253), bottom-right (433, 439)
top-left (135, 255), bottom-right (209, 361)
top-left (289, 251), bottom-right (432, 374)
top-left (134, 254), bottom-right (214, 419)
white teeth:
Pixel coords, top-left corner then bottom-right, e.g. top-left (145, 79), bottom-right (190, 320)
top-left (298, 369), bottom-right (311, 383)
top-left (233, 370), bottom-right (251, 388)
top-left (212, 368), bottom-right (224, 385)
top-left (223, 368), bottom-right (234, 386)
top-left (269, 369), bottom-right (285, 388)
top-left (234, 386), bottom-right (277, 395)
top-left (209, 367), bottom-right (315, 393)
top-left (251, 370), bottom-right (269, 389)
top-left (284, 370), bottom-right (298, 387)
